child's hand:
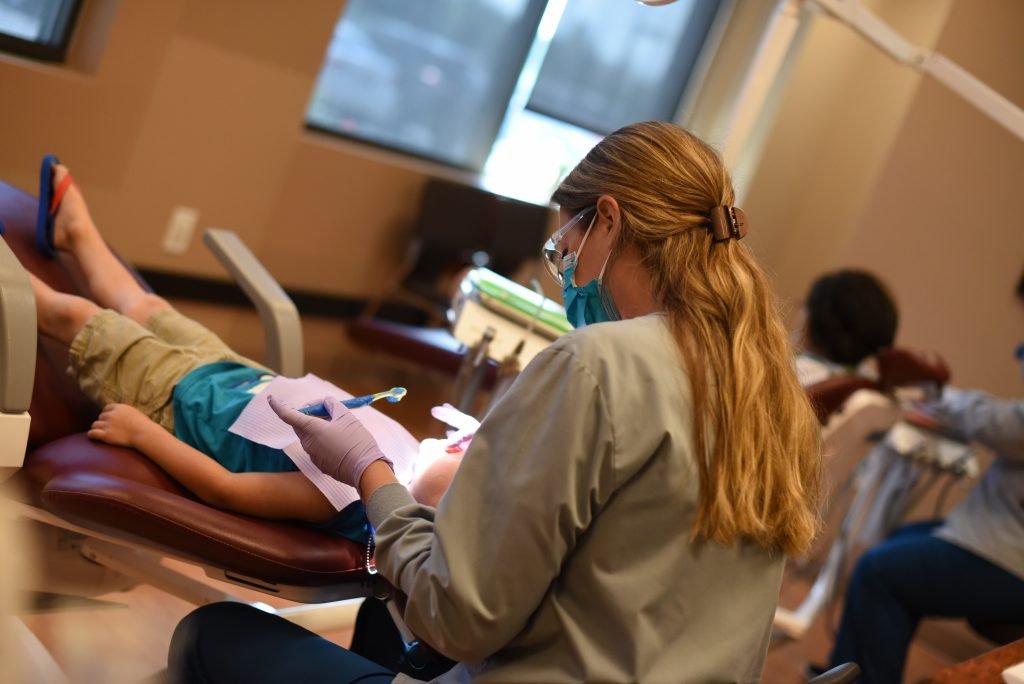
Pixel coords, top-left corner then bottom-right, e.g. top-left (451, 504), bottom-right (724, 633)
top-left (88, 404), bottom-right (151, 448)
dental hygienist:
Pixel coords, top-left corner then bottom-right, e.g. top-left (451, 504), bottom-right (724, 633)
top-left (169, 121), bottom-right (823, 684)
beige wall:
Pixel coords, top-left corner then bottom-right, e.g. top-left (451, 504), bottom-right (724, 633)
top-left (844, 0), bottom-right (1024, 397)
top-left (1, 0), bottom-right (1020, 393)
top-left (744, 0), bottom-right (1023, 397)
top-left (0, 0), bottom-right (442, 298)
top-left (742, 0), bottom-right (954, 295)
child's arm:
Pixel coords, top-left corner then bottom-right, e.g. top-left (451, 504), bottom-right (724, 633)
top-left (89, 404), bottom-right (337, 523)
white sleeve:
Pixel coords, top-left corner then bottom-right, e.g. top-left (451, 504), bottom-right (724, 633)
top-left (365, 345), bottom-right (616, 662)
top-left (795, 354), bottom-right (833, 387)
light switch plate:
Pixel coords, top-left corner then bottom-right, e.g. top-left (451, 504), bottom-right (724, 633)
top-left (162, 206), bottom-right (199, 255)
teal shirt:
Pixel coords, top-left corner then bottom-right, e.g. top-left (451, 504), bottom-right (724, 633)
top-left (172, 361), bottom-right (368, 542)
top-left (173, 362), bottom-right (291, 474)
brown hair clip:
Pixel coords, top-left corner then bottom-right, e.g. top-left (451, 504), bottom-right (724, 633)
top-left (709, 206), bottom-right (749, 242)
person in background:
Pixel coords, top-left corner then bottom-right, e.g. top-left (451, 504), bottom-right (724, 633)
top-left (826, 368), bottom-right (1024, 683)
top-left (796, 269), bottom-right (899, 387)
top-left (169, 121), bottom-right (823, 684)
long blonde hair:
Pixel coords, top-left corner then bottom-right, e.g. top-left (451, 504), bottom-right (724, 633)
top-left (552, 122), bottom-right (821, 555)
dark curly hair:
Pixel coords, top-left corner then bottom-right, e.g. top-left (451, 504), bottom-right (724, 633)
top-left (806, 270), bottom-right (898, 367)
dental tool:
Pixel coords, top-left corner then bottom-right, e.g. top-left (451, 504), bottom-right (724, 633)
top-left (298, 386), bottom-right (407, 419)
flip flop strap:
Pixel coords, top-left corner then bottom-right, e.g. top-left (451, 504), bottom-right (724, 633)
top-left (49, 174), bottom-right (75, 215)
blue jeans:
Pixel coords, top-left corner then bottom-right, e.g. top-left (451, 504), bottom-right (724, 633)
top-left (828, 521), bottom-right (1024, 683)
top-left (168, 602), bottom-right (395, 683)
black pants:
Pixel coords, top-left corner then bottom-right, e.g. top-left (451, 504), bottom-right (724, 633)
top-left (168, 600), bottom-right (456, 683)
top-left (168, 602), bottom-right (394, 683)
top-left (349, 597), bottom-right (455, 678)
top-left (828, 521), bottom-right (1024, 683)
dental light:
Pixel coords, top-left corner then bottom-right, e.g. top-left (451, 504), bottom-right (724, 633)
top-left (638, 0), bottom-right (1024, 143)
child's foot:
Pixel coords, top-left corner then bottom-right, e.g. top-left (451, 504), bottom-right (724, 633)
top-left (48, 164), bottom-right (100, 254)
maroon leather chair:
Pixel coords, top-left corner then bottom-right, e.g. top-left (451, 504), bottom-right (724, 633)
top-left (777, 347), bottom-right (954, 640)
top-left (804, 347), bottom-right (951, 425)
top-left (0, 180), bottom-right (377, 604)
top-left (805, 375), bottom-right (882, 424)
top-left (348, 317), bottom-right (478, 377)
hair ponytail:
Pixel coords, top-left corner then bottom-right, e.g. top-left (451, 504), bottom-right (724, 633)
top-left (553, 122), bottom-right (821, 555)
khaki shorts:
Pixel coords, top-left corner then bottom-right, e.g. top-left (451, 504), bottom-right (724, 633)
top-left (68, 308), bottom-right (270, 432)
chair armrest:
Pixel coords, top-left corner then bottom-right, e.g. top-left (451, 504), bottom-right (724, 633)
top-left (202, 228), bottom-right (303, 377)
top-left (805, 375), bottom-right (881, 424)
top-left (0, 239), bottom-right (35, 471)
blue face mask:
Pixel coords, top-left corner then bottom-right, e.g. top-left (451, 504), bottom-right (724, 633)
top-left (560, 221), bottom-right (620, 329)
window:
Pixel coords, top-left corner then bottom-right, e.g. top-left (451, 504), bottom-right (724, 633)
top-left (307, 0), bottom-right (722, 203)
top-left (0, 0), bottom-right (81, 62)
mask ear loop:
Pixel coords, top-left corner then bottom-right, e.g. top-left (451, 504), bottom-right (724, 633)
top-left (594, 220), bottom-right (621, 322)
top-left (597, 260), bottom-right (622, 321)
top-left (568, 213), bottom-right (599, 287)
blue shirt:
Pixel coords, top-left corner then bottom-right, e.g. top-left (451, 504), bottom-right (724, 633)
top-left (172, 361), bottom-right (368, 542)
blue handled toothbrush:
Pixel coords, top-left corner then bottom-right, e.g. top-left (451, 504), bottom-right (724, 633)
top-left (298, 387), bottom-right (407, 419)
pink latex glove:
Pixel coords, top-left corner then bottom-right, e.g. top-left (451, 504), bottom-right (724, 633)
top-left (268, 395), bottom-right (393, 488)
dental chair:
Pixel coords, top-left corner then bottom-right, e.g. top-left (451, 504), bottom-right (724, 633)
top-left (775, 350), bottom-right (973, 641)
top-left (0, 180), bottom-right (388, 676)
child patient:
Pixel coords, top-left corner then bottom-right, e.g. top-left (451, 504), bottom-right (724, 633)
top-left (24, 161), bottom-right (415, 540)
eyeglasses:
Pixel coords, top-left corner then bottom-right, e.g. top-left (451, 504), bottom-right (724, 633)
top-left (541, 206), bottom-right (595, 285)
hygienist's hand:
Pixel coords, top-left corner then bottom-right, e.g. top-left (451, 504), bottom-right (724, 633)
top-left (268, 395), bottom-right (393, 488)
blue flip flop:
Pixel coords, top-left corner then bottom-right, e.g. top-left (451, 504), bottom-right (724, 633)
top-left (37, 154), bottom-right (74, 257)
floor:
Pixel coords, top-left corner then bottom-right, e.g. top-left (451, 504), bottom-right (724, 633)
top-left (8, 299), bottom-right (997, 683)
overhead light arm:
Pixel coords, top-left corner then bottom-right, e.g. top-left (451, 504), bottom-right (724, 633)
top-left (810, 0), bottom-right (924, 65)
top-left (808, 0), bottom-right (1024, 142)
top-left (639, 0), bottom-right (1024, 143)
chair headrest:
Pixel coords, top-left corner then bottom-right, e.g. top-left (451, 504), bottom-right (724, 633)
top-left (876, 347), bottom-right (950, 390)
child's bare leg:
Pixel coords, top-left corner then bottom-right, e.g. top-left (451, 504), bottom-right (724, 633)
top-left (29, 272), bottom-right (101, 346)
top-left (50, 164), bottom-right (170, 325)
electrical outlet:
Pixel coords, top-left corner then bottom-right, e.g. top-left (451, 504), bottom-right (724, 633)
top-left (162, 206), bottom-right (199, 255)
